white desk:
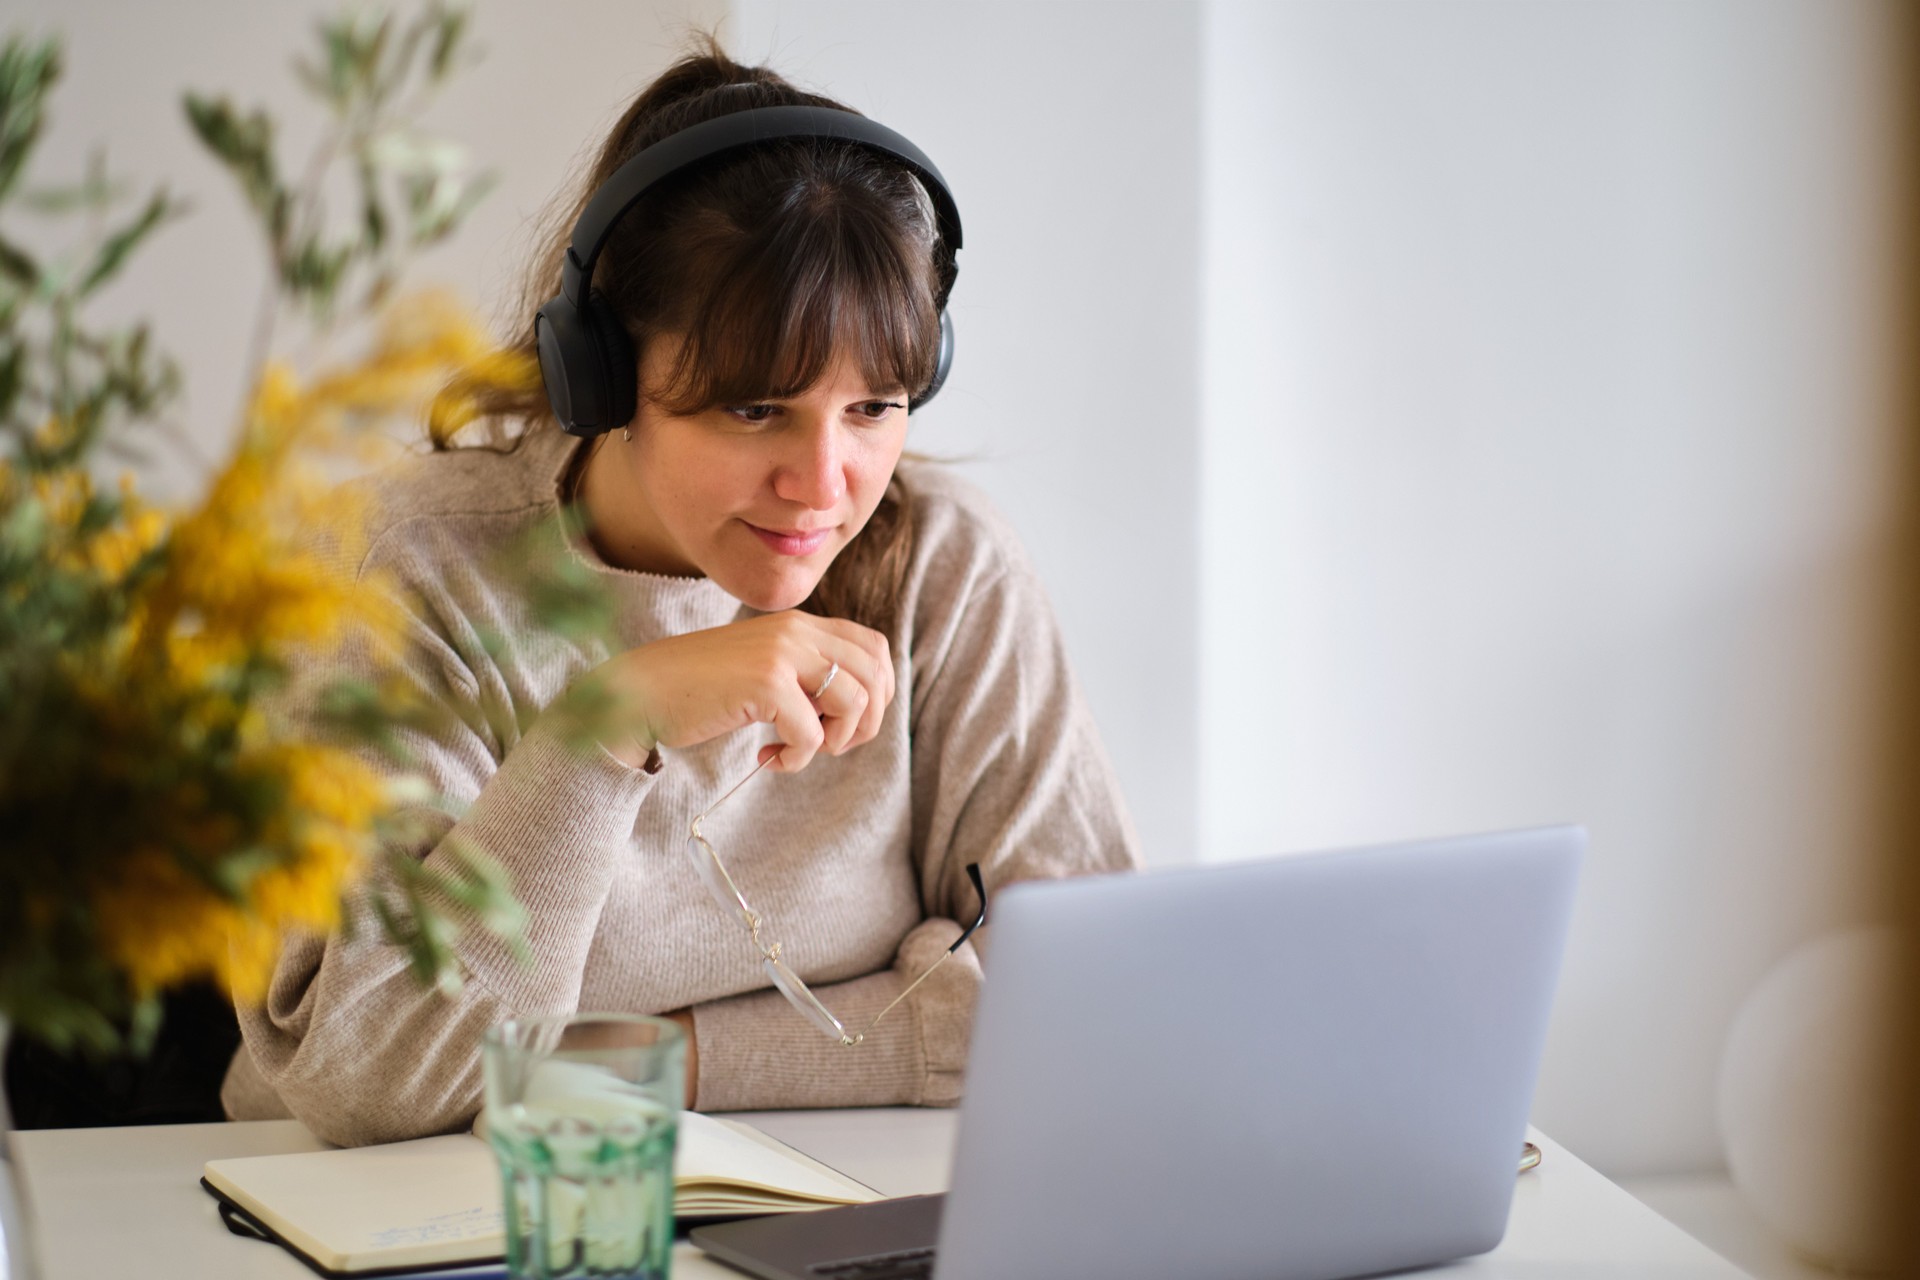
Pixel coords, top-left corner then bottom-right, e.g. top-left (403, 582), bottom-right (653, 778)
top-left (10, 1115), bottom-right (1753, 1279)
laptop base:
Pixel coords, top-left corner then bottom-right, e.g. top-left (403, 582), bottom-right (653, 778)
top-left (692, 1195), bottom-right (945, 1280)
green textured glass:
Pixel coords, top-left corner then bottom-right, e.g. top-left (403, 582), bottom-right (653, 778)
top-left (482, 1014), bottom-right (685, 1280)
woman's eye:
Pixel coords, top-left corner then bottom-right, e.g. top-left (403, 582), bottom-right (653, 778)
top-left (726, 404), bottom-right (778, 424)
top-left (856, 400), bottom-right (903, 421)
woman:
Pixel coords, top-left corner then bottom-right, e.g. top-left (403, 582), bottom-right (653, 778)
top-left (220, 41), bottom-right (1140, 1146)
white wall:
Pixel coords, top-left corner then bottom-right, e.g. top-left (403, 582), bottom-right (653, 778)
top-left (725, 1), bottom-right (1204, 873)
top-left (1200, 0), bottom-right (1908, 1175)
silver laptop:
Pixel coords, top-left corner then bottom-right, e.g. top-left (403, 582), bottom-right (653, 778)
top-left (693, 824), bottom-right (1584, 1280)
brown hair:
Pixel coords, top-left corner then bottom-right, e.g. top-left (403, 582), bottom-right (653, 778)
top-left (445, 36), bottom-right (949, 633)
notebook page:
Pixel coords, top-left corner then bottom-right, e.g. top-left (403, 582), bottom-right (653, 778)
top-left (675, 1111), bottom-right (878, 1203)
top-left (203, 1135), bottom-right (500, 1272)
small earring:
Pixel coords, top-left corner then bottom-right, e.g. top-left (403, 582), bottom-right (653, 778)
top-left (622, 426), bottom-right (632, 443)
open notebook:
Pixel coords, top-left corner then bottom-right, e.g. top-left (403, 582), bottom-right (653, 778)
top-left (200, 1109), bottom-right (880, 1277)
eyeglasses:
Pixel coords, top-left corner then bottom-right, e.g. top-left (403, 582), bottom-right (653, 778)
top-left (686, 755), bottom-right (988, 1047)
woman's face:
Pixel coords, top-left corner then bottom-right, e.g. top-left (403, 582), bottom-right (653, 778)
top-left (580, 334), bottom-right (911, 612)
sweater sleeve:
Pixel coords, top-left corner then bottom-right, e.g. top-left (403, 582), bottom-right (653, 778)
top-left (225, 558), bottom-right (659, 1147)
top-left (685, 506), bottom-right (1143, 1111)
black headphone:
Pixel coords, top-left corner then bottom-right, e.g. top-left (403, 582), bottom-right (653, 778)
top-left (535, 104), bottom-right (964, 439)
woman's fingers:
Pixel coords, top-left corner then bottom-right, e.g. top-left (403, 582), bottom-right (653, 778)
top-left (814, 625), bottom-right (894, 754)
top-left (811, 618), bottom-right (893, 749)
top-left (811, 664), bottom-right (871, 756)
top-left (763, 622), bottom-right (890, 768)
top-left (765, 675), bottom-right (827, 772)
top-left (590, 610), bottom-right (898, 772)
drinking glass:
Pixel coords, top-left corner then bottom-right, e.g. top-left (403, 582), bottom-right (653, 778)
top-left (482, 1014), bottom-right (686, 1280)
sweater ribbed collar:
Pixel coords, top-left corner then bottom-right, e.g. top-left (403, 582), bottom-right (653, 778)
top-left (516, 423), bottom-right (749, 638)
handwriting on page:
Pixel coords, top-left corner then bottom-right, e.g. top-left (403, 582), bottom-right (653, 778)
top-left (367, 1207), bottom-right (504, 1246)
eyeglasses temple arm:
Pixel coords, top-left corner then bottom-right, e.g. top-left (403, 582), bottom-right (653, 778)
top-left (694, 753), bottom-right (775, 827)
top-left (858, 863), bottom-right (990, 1037)
top-left (949, 861), bottom-right (987, 952)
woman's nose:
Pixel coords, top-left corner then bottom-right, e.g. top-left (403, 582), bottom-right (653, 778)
top-left (772, 418), bottom-right (846, 509)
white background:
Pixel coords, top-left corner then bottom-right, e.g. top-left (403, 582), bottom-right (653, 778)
top-left (11, 0), bottom-right (1907, 1178)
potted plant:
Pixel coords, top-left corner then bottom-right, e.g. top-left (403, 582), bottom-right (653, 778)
top-left (0, 7), bottom-right (593, 1273)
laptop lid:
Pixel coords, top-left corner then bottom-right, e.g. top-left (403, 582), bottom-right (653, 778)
top-left (930, 825), bottom-right (1584, 1280)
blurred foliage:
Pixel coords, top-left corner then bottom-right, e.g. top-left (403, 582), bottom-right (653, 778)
top-left (0, 5), bottom-right (580, 1054)
top-left (183, 1), bottom-right (493, 323)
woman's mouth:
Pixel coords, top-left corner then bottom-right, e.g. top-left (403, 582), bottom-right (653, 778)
top-left (744, 522), bottom-right (835, 556)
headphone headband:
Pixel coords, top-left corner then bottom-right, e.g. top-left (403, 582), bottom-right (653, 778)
top-left (536, 102), bottom-right (962, 437)
top-left (561, 105), bottom-right (963, 310)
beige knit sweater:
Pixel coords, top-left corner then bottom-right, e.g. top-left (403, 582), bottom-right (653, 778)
top-left (219, 424), bottom-right (1141, 1145)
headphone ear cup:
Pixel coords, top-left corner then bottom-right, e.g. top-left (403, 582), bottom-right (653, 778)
top-left (536, 296), bottom-right (595, 436)
top-left (583, 290), bottom-right (637, 430)
top-left (909, 308), bottom-right (955, 412)
top-left (535, 291), bottom-right (636, 437)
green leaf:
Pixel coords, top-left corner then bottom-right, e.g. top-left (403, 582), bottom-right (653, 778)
top-left (51, 1004), bottom-right (124, 1057)
top-left (360, 14), bottom-right (396, 106)
top-left (455, 848), bottom-right (529, 959)
top-left (76, 189), bottom-right (183, 298)
top-left (335, 894), bottom-right (362, 944)
top-left (0, 37), bottom-right (62, 204)
top-left (181, 94), bottom-right (282, 230)
top-left (427, 4), bottom-right (472, 83)
top-left (358, 157), bottom-right (386, 252)
top-left (281, 233), bottom-right (357, 313)
top-left (432, 872), bottom-right (487, 910)
top-left (322, 20), bottom-right (356, 107)
top-left (73, 488), bottom-right (122, 538)
top-left (16, 169), bottom-right (127, 215)
top-left (472, 623), bottom-right (506, 661)
top-left (426, 171), bottom-right (494, 246)
top-left (1, 492), bottom-right (49, 558)
top-left (180, 92), bottom-right (232, 157)
top-left (0, 234), bottom-right (36, 287)
top-left (291, 52), bottom-right (332, 104)
top-left (203, 844), bottom-right (285, 900)
top-left (372, 14), bottom-right (422, 113)
top-left (0, 340), bottom-right (22, 422)
top-left (308, 9), bottom-right (396, 112)
top-left (400, 876), bottom-right (462, 996)
top-left (126, 992), bottom-right (165, 1057)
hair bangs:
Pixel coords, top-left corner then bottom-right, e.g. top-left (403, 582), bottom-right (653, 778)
top-left (649, 185), bottom-right (940, 416)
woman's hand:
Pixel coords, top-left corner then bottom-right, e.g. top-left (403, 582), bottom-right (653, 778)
top-left (566, 610), bottom-right (896, 773)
